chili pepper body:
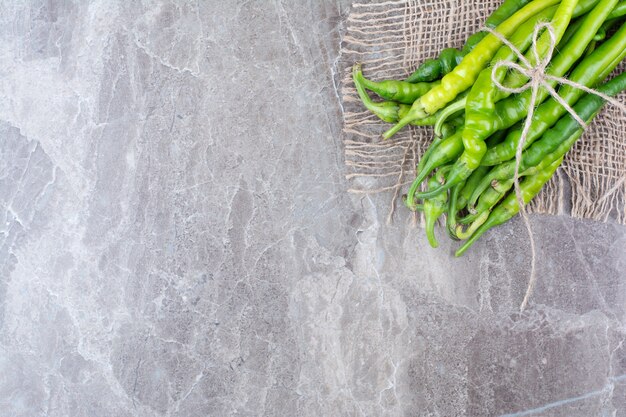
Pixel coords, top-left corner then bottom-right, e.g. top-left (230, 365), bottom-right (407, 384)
top-left (383, 0), bottom-right (563, 140)
top-left (483, 19), bottom-right (626, 165)
top-left (457, 166), bottom-right (491, 210)
top-left (460, 178), bottom-right (514, 225)
top-left (455, 157), bottom-right (562, 257)
top-left (353, 63), bottom-right (439, 126)
top-left (417, 115), bottom-right (464, 175)
top-left (359, 74), bottom-right (438, 104)
top-left (419, 12), bottom-right (626, 200)
top-left (405, 130), bottom-right (465, 210)
top-left (424, 170), bottom-right (450, 248)
top-left (469, 71), bottom-right (626, 205)
top-left (406, 0), bottom-right (537, 83)
top-left (405, 48), bottom-right (464, 84)
top-left (446, 183), bottom-right (465, 240)
top-left (451, 0), bottom-right (577, 198)
top-left (608, 1), bottom-right (626, 19)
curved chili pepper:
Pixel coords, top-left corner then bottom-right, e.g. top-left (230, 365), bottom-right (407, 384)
top-left (383, 0), bottom-right (563, 140)
top-left (405, 131), bottom-right (465, 210)
top-left (406, 0), bottom-right (535, 83)
top-left (455, 157), bottom-right (562, 257)
top-left (459, 179), bottom-right (514, 224)
top-left (446, 183), bottom-right (465, 240)
top-left (406, 48), bottom-right (465, 84)
top-left (419, 14), bottom-right (626, 200)
top-left (453, 0), bottom-right (577, 194)
top-left (417, 115), bottom-right (464, 175)
top-left (358, 73), bottom-right (439, 104)
top-left (608, 1), bottom-right (626, 19)
top-left (457, 166), bottom-right (492, 211)
top-left (495, 0), bottom-right (618, 101)
top-left (352, 63), bottom-right (439, 125)
top-left (424, 168), bottom-right (450, 248)
top-left (448, 163), bottom-right (500, 239)
top-left (468, 71), bottom-right (626, 206)
top-left (353, 63), bottom-right (406, 123)
top-left (482, 18), bottom-right (626, 165)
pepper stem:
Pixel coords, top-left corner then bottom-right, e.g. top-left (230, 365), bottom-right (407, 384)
top-left (414, 179), bottom-right (456, 199)
top-left (455, 211), bottom-right (489, 240)
top-left (434, 97), bottom-right (466, 137)
top-left (458, 212), bottom-right (480, 225)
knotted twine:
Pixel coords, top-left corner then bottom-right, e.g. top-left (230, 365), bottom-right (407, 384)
top-left (485, 22), bottom-right (626, 311)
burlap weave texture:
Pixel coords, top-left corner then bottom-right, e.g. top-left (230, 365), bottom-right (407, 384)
top-left (339, 0), bottom-right (626, 224)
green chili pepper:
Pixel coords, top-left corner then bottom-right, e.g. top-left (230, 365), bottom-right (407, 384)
top-left (468, 71), bottom-right (626, 206)
top-left (419, 13), bottom-right (626, 200)
top-left (459, 178), bottom-right (515, 224)
top-left (383, 0), bottom-right (563, 140)
top-left (417, 115), bottom-right (464, 175)
top-left (352, 63), bottom-right (439, 125)
top-left (353, 63), bottom-right (407, 123)
top-left (457, 166), bottom-right (492, 211)
top-left (358, 73), bottom-right (439, 104)
top-left (455, 157), bottom-right (562, 257)
top-left (608, 1), bottom-right (626, 19)
top-left (405, 130), bottom-right (465, 210)
top-left (456, 212), bottom-right (489, 239)
top-left (446, 182), bottom-right (465, 240)
top-left (454, 0), bottom-right (577, 193)
top-left (406, 48), bottom-right (465, 84)
top-left (482, 19), bottom-right (626, 166)
top-left (424, 168), bottom-right (450, 248)
top-left (495, 0), bottom-right (618, 100)
top-left (406, 0), bottom-right (537, 83)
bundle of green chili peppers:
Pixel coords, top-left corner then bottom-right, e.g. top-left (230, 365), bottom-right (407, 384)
top-left (352, 0), bottom-right (626, 255)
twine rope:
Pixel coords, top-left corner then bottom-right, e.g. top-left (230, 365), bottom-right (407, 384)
top-left (485, 22), bottom-right (626, 311)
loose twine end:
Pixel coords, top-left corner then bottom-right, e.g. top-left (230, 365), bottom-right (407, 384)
top-left (485, 23), bottom-right (626, 311)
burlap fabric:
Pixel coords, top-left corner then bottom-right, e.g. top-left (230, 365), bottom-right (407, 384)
top-left (339, 0), bottom-right (626, 224)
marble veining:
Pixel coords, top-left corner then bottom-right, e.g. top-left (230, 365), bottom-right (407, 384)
top-left (0, 1), bottom-right (625, 416)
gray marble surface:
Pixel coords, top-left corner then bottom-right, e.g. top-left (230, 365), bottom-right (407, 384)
top-left (0, 1), bottom-right (625, 416)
